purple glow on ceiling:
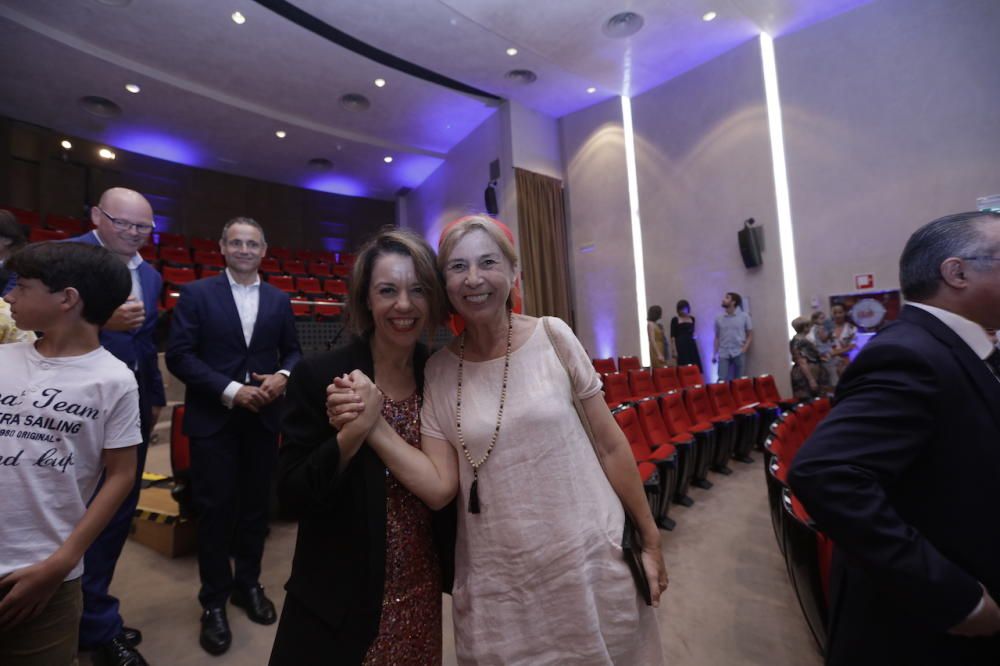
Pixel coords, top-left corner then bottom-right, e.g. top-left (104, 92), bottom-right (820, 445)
top-left (104, 129), bottom-right (203, 167)
top-left (769, 0), bottom-right (875, 38)
top-left (303, 174), bottom-right (368, 198)
top-left (395, 155), bottom-right (446, 189)
top-left (320, 237), bottom-right (347, 252)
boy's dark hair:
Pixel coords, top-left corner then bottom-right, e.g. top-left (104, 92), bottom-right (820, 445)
top-left (8, 242), bottom-right (132, 326)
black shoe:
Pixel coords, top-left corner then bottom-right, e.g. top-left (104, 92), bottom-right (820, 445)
top-left (231, 584), bottom-right (277, 625)
top-left (95, 633), bottom-right (148, 666)
top-left (200, 607), bottom-right (232, 656)
top-left (122, 626), bottom-right (142, 647)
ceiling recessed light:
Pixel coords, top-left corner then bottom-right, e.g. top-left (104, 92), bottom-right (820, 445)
top-left (78, 95), bottom-right (122, 118)
top-left (603, 11), bottom-right (644, 38)
top-left (340, 93), bottom-right (371, 112)
top-left (374, 78), bottom-right (386, 88)
top-left (308, 157), bottom-right (333, 170)
top-left (275, 130), bottom-right (287, 139)
top-left (702, 11), bottom-right (717, 21)
top-left (98, 148), bottom-right (116, 160)
top-left (505, 69), bottom-right (538, 84)
top-left (586, 87), bottom-right (596, 94)
top-left (125, 83), bottom-right (141, 94)
top-left (60, 140), bottom-right (73, 150)
top-left (231, 11), bottom-right (246, 25)
top-left (506, 47), bottom-right (518, 56)
top-left (383, 156), bottom-right (393, 164)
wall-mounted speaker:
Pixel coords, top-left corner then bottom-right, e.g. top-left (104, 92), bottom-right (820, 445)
top-left (484, 182), bottom-right (499, 215)
top-left (738, 218), bottom-right (764, 268)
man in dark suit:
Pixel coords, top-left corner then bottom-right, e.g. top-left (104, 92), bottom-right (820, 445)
top-left (789, 210), bottom-right (1000, 665)
top-left (166, 217), bottom-right (301, 656)
top-left (72, 188), bottom-right (165, 666)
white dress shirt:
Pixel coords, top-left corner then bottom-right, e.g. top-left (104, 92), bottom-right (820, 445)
top-left (221, 269), bottom-right (261, 407)
top-left (92, 230), bottom-right (143, 302)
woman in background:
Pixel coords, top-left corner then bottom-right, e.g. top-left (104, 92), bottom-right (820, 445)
top-left (670, 299), bottom-right (702, 371)
top-left (647, 305), bottom-right (669, 367)
top-left (270, 228), bottom-right (454, 666)
top-left (830, 303), bottom-right (858, 375)
top-left (789, 316), bottom-right (830, 400)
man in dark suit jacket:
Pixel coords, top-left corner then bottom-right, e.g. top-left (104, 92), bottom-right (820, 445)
top-left (789, 210), bottom-right (1000, 665)
top-left (166, 217), bottom-right (301, 656)
top-left (72, 188), bottom-right (165, 666)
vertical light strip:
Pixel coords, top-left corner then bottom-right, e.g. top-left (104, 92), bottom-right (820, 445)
top-left (759, 32), bottom-right (800, 334)
top-left (621, 95), bottom-right (651, 366)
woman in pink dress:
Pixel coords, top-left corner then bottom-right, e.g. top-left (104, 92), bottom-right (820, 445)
top-left (330, 216), bottom-right (667, 664)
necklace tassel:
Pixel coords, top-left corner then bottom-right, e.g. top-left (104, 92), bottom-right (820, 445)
top-left (468, 477), bottom-right (481, 514)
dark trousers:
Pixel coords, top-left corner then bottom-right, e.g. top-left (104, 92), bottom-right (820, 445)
top-left (190, 411), bottom-right (278, 609)
top-left (79, 380), bottom-right (151, 648)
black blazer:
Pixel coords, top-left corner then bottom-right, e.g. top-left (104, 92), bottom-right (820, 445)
top-left (165, 273), bottom-right (302, 437)
top-left (789, 305), bottom-right (1000, 665)
top-left (276, 337), bottom-right (456, 663)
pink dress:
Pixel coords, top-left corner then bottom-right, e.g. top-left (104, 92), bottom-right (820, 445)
top-left (421, 317), bottom-right (664, 665)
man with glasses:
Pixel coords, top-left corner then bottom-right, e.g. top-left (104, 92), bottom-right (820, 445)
top-left (70, 187), bottom-right (165, 666)
top-left (166, 217), bottom-right (301, 656)
top-left (790, 211), bottom-right (1000, 665)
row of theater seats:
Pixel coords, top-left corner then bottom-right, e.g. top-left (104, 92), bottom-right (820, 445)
top-left (763, 397), bottom-right (834, 654)
top-left (596, 359), bottom-right (797, 534)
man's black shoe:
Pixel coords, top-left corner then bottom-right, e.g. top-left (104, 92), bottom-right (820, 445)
top-left (95, 633), bottom-right (148, 666)
top-left (199, 607), bottom-right (232, 656)
top-left (231, 584), bottom-right (277, 625)
top-left (122, 626), bottom-right (142, 647)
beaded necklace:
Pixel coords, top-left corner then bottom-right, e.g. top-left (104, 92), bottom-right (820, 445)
top-left (455, 311), bottom-right (513, 514)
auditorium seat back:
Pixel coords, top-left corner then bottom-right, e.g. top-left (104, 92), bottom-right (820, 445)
top-left (314, 300), bottom-right (343, 320)
top-left (660, 390), bottom-right (697, 435)
top-left (635, 397), bottom-right (672, 448)
top-left (268, 274), bottom-right (296, 293)
top-left (628, 369), bottom-right (657, 399)
top-left (678, 364), bottom-right (704, 388)
top-left (162, 266), bottom-right (196, 286)
top-left (683, 385), bottom-right (718, 425)
top-left (618, 356), bottom-right (641, 372)
top-left (652, 367), bottom-right (680, 393)
top-left (592, 358), bottom-right (616, 375)
top-left (324, 279), bottom-right (348, 298)
top-left (260, 257), bottom-right (282, 273)
top-left (157, 232), bottom-right (186, 247)
top-left (296, 277), bottom-right (323, 295)
top-left (283, 259), bottom-right (307, 276)
top-left (602, 372), bottom-right (631, 407)
top-left (730, 377), bottom-right (759, 408)
top-left (189, 237), bottom-right (217, 252)
top-left (29, 227), bottom-right (68, 242)
top-left (160, 246), bottom-right (192, 266)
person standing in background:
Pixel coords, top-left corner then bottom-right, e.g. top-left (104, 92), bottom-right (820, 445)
top-left (713, 292), bottom-right (752, 381)
top-left (167, 217), bottom-right (301, 657)
top-left (0, 210), bottom-right (27, 296)
top-left (830, 303), bottom-right (858, 375)
top-left (71, 187), bottom-right (165, 666)
top-left (670, 299), bottom-right (702, 371)
top-left (809, 310), bottom-right (838, 389)
top-left (647, 305), bottom-right (669, 367)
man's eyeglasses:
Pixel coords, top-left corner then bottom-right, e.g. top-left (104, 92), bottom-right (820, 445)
top-left (96, 206), bottom-right (155, 235)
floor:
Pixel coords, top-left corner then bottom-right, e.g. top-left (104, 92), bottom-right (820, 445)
top-left (82, 439), bottom-right (822, 666)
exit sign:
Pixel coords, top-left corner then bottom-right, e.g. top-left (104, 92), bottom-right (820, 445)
top-left (855, 273), bottom-right (875, 290)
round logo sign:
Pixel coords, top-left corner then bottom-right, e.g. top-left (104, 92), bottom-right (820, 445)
top-left (851, 298), bottom-right (887, 329)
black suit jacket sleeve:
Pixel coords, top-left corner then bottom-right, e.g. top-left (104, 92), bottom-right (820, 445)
top-left (277, 356), bottom-right (348, 516)
top-left (275, 292), bottom-right (303, 374)
top-left (165, 283), bottom-right (233, 398)
top-left (788, 342), bottom-right (983, 631)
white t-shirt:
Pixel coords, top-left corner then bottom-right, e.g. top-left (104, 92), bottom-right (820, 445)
top-left (0, 342), bottom-right (141, 580)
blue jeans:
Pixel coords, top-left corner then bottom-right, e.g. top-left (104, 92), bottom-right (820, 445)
top-left (718, 353), bottom-right (745, 382)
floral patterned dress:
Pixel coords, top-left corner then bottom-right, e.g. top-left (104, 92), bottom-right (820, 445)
top-left (362, 392), bottom-right (442, 665)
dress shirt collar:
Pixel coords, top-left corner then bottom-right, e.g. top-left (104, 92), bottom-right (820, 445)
top-left (91, 230), bottom-right (143, 270)
top-left (908, 302), bottom-right (994, 361)
top-left (225, 267), bottom-right (260, 289)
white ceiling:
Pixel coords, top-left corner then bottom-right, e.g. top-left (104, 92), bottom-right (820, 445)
top-left (0, 0), bottom-right (872, 200)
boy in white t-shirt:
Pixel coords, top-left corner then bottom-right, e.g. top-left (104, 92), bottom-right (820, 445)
top-left (0, 241), bottom-right (141, 665)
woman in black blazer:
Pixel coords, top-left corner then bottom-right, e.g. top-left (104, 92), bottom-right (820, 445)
top-left (269, 228), bottom-right (455, 665)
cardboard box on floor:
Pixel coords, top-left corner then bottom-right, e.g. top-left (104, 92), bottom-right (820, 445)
top-left (130, 486), bottom-right (196, 558)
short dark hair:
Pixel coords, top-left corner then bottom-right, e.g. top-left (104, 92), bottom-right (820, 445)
top-left (899, 211), bottom-right (1000, 302)
top-left (0, 210), bottom-right (27, 249)
top-left (346, 227), bottom-right (447, 337)
top-left (676, 299), bottom-right (690, 313)
top-left (727, 292), bottom-right (743, 309)
top-left (647, 305), bottom-right (662, 321)
top-left (7, 242), bottom-right (131, 326)
top-left (221, 217), bottom-right (266, 244)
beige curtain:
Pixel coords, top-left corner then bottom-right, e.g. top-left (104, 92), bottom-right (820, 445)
top-left (515, 168), bottom-right (573, 324)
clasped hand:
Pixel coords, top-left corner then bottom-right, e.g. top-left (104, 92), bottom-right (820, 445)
top-left (233, 373), bottom-right (287, 412)
top-left (103, 297), bottom-right (145, 332)
top-left (326, 370), bottom-right (382, 433)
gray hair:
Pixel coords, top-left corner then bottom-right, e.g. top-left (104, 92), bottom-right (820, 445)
top-left (221, 216), bottom-right (266, 244)
top-left (899, 211), bottom-right (1000, 302)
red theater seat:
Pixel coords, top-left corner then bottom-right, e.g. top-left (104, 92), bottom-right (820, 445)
top-left (781, 488), bottom-right (832, 653)
top-left (331, 264), bottom-right (351, 279)
top-left (283, 259), bottom-right (307, 276)
top-left (268, 274), bottom-right (296, 293)
top-left (618, 356), bottom-right (641, 372)
top-left (755, 374), bottom-right (798, 411)
top-left (627, 369), bottom-right (657, 400)
top-left (290, 300), bottom-right (313, 319)
top-left (612, 405), bottom-right (677, 530)
top-left (652, 367), bottom-right (680, 393)
top-left (308, 261), bottom-right (331, 277)
top-left (296, 276), bottom-right (323, 296)
top-left (138, 244), bottom-right (158, 262)
top-left (270, 247), bottom-right (292, 261)
top-left (678, 364), bottom-right (704, 387)
top-left (160, 246), bottom-right (193, 266)
top-left (157, 232), bottom-right (186, 247)
top-left (708, 382), bottom-right (759, 463)
top-left (339, 252), bottom-right (356, 267)
top-left (732, 376), bottom-right (778, 450)
top-left (635, 397), bottom-right (695, 506)
top-left (659, 390), bottom-right (716, 490)
top-left (198, 267), bottom-right (221, 279)
top-left (170, 405), bottom-right (194, 516)
top-left (46, 216), bottom-right (86, 235)
top-left (260, 257), bottom-right (282, 274)
top-left (161, 291), bottom-right (180, 311)
top-left (29, 227), bottom-right (68, 242)
top-left (684, 385), bottom-right (735, 475)
top-left (592, 358), bottom-right (616, 375)
top-left (602, 372), bottom-right (631, 407)
top-left (192, 250), bottom-right (225, 268)
top-left (323, 279), bottom-right (348, 298)
top-left (189, 237), bottom-right (217, 252)
top-left (162, 266), bottom-right (196, 286)
top-left (313, 300), bottom-right (343, 320)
